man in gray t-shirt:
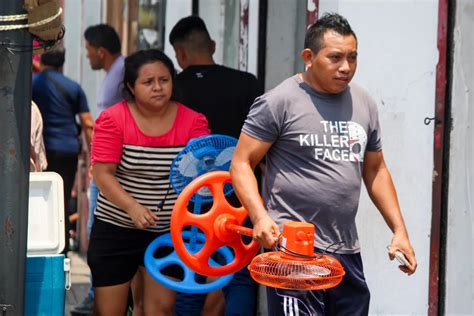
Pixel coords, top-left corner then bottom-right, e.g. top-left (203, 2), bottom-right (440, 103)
top-left (231, 13), bottom-right (417, 315)
top-left (243, 77), bottom-right (381, 254)
top-left (72, 24), bottom-right (125, 316)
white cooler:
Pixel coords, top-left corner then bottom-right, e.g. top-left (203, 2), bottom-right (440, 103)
top-left (24, 172), bottom-right (71, 316)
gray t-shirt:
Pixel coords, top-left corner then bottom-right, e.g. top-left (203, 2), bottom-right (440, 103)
top-left (242, 74), bottom-right (382, 254)
top-left (97, 55), bottom-right (125, 114)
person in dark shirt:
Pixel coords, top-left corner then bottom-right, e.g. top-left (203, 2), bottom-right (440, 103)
top-left (32, 45), bottom-right (93, 254)
top-left (170, 16), bottom-right (261, 140)
top-left (169, 15), bottom-right (262, 316)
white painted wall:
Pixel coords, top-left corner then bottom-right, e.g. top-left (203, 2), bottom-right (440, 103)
top-left (264, 0), bottom-right (306, 91)
top-left (63, 0), bottom-right (104, 119)
top-left (247, 0), bottom-right (260, 76)
top-left (163, 0), bottom-right (192, 73)
top-left (445, 0), bottom-right (474, 314)
top-left (318, 1), bottom-right (438, 314)
top-left (198, 0), bottom-right (225, 66)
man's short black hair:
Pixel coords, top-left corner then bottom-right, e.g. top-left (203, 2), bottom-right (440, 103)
top-left (84, 24), bottom-right (121, 54)
top-left (41, 44), bottom-right (65, 68)
top-left (304, 12), bottom-right (357, 54)
top-left (169, 15), bottom-right (211, 45)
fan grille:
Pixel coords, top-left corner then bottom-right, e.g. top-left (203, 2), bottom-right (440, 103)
top-left (170, 135), bottom-right (237, 203)
top-left (248, 252), bottom-right (345, 290)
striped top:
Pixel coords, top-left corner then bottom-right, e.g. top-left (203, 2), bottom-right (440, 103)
top-left (91, 100), bottom-right (210, 232)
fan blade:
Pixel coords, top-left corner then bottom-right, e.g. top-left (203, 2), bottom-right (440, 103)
top-left (177, 151), bottom-right (200, 177)
top-left (215, 147), bottom-right (235, 167)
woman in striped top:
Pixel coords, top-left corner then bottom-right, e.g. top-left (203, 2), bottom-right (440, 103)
top-left (88, 49), bottom-right (210, 316)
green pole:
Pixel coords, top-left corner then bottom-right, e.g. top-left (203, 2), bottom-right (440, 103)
top-left (0, 1), bottom-right (32, 315)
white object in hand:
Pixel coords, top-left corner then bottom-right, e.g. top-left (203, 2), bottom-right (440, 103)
top-left (387, 246), bottom-right (410, 267)
top-left (394, 251), bottom-right (410, 267)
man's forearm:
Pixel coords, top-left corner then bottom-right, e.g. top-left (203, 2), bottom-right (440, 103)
top-left (364, 167), bottom-right (407, 235)
top-left (84, 126), bottom-right (93, 152)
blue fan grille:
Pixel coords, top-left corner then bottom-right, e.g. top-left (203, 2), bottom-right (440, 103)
top-left (170, 135), bottom-right (237, 203)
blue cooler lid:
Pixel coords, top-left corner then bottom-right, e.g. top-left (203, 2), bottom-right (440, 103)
top-left (27, 172), bottom-right (65, 255)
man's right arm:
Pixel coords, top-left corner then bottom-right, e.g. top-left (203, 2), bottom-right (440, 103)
top-left (230, 133), bottom-right (279, 248)
top-left (79, 112), bottom-right (94, 152)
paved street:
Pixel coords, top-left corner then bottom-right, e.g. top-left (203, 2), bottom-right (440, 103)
top-left (65, 251), bottom-right (90, 316)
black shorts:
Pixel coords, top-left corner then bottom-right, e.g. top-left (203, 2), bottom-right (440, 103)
top-left (87, 217), bottom-right (181, 287)
top-left (266, 251), bottom-right (370, 316)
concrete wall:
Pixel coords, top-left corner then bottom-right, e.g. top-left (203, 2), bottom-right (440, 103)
top-left (163, 0), bottom-right (192, 72)
top-left (318, 1), bottom-right (438, 314)
top-left (63, 0), bottom-right (104, 119)
top-left (444, 1), bottom-right (474, 314)
top-left (264, 0), bottom-right (307, 91)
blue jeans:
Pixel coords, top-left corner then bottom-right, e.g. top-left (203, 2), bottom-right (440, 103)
top-left (87, 179), bottom-right (100, 299)
top-left (174, 266), bottom-right (257, 316)
top-left (175, 214), bottom-right (258, 315)
top-left (87, 179), bottom-right (99, 237)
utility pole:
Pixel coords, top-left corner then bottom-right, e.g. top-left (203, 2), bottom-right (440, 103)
top-left (0, 1), bottom-right (32, 315)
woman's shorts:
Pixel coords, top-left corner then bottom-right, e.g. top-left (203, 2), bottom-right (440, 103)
top-left (87, 217), bottom-right (180, 287)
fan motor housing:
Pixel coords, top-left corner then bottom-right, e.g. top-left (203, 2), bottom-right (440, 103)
top-left (280, 222), bottom-right (315, 258)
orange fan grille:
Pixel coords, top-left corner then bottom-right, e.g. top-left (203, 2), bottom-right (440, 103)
top-left (248, 252), bottom-right (345, 290)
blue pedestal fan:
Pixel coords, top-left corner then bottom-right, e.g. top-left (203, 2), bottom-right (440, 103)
top-left (145, 134), bottom-right (238, 294)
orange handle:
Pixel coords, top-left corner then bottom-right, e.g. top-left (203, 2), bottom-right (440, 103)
top-left (225, 223), bottom-right (253, 237)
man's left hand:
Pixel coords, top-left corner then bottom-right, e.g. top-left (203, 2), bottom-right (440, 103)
top-left (388, 234), bottom-right (417, 275)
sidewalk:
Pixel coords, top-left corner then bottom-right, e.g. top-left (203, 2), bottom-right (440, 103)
top-left (65, 251), bottom-right (91, 316)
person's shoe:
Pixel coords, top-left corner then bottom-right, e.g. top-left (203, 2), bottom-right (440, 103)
top-left (70, 295), bottom-right (94, 315)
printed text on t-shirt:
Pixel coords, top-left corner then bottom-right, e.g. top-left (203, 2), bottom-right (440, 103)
top-left (298, 120), bottom-right (368, 162)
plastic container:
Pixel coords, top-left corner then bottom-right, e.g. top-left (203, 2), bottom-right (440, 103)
top-left (24, 172), bottom-right (70, 316)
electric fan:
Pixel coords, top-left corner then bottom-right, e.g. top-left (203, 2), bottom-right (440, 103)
top-left (169, 134), bottom-right (237, 203)
top-left (171, 171), bottom-right (346, 290)
top-left (145, 135), bottom-right (238, 294)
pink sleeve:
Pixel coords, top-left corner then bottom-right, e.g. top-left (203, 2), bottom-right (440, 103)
top-left (190, 113), bottom-right (211, 139)
top-left (91, 111), bottom-right (123, 165)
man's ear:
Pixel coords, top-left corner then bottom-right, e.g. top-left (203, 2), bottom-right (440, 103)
top-left (175, 45), bottom-right (185, 60)
top-left (97, 47), bottom-right (107, 59)
top-left (210, 40), bottom-right (216, 55)
top-left (301, 48), bottom-right (314, 68)
top-left (174, 44), bottom-right (187, 68)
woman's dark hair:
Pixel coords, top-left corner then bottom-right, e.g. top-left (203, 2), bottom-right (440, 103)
top-left (123, 49), bottom-right (176, 101)
top-left (304, 12), bottom-right (357, 54)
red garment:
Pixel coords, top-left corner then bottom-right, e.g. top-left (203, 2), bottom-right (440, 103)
top-left (92, 100), bottom-right (210, 164)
